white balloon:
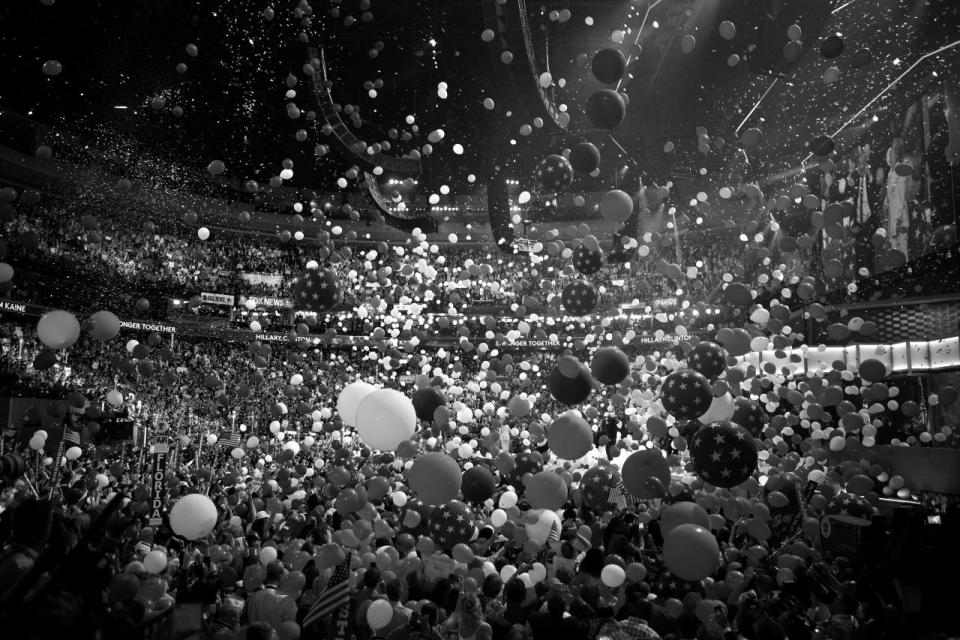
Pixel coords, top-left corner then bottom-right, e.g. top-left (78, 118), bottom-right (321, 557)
top-left (698, 393), bottom-right (736, 424)
top-left (355, 389), bottom-right (417, 451)
top-left (337, 381), bottom-right (378, 427)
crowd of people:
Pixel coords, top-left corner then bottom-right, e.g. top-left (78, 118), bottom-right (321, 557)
top-left (0, 286), bottom-right (955, 640)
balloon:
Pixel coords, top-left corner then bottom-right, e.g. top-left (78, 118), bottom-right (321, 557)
top-left (592, 48), bottom-right (626, 83)
top-left (569, 142), bottom-right (601, 174)
top-left (731, 398), bottom-right (766, 437)
top-left (524, 469), bottom-right (567, 510)
top-left (278, 621), bottom-right (301, 640)
top-left (412, 386), bottom-right (446, 422)
top-left (697, 393), bottom-right (736, 424)
top-left (573, 245), bottom-right (603, 275)
top-left (292, 268), bottom-right (337, 312)
top-left (623, 563), bottom-right (647, 583)
top-left (718, 20), bottom-right (736, 40)
top-left (430, 500), bottom-right (475, 548)
top-left (680, 34), bottom-right (696, 53)
top-left (461, 465), bottom-right (497, 503)
top-left (143, 550), bottom-right (167, 574)
top-left (601, 564), bottom-right (626, 587)
top-left (366, 599), bottom-right (393, 629)
top-left (106, 389), bottom-right (124, 406)
top-left (858, 359), bottom-right (887, 383)
top-left (407, 452), bottom-right (461, 505)
top-left (591, 347), bottom-right (630, 385)
top-left (547, 413), bottom-right (593, 459)
top-left (548, 362), bottom-right (593, 405)
top-left (660, 370), bottom-right (712, 420)
top-left (490, 509), bottom-right (508, 527)
top-left (524, 509), bottom-right (561, 546)
top-left (663, 524), bottom-right (719, 581)
top-left (580, 466), bottom-right (621, 512)
top-left (337, 381), bottom-right (377, 427)
top-left (88, 311), bottom-right (121, 341)
top-left (622, 450), bottom-right (670, 500)
top-left (687, 341), bottom-right (726, 378)
top-left (37, 310), bottom-right (81, 350)
top-left (690, 421), bottom-right (758, 488)
top-left (169, 494), bottom-right (218, 540)
top-left (356, 389), bottom-right (417, 450)
top-left (561, 279), bottom-right (599, 316)
top-left (660, 502), bottom-right (710, 537)
top-left (507, 395), bottom-right (531, 417)
top-left (259, 546), bottom-right (278, 565)
top-left (599, 189), bottom-right (633, 223)
top-left (536, 154), bottom-right (574, 192)
top-left (586, 90), bottom-right (626, 129)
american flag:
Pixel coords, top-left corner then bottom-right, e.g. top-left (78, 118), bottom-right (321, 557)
top-left (219, 433), bottom-right (242, 449)
top-left (62, 428), bottom-right (81, 446)
top-left (547, 516), bottom-right (562, 543)
top-left (302, 552), bottom-right (352, 629)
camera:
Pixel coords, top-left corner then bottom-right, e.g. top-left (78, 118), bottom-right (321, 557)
top-left (0, 452), bottom-right (26, 482)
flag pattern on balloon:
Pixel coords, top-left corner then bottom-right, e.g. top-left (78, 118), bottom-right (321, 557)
top-left (687, 341), bottom-right (727, 379)
top-left (690, 421), bottom-right (758, 488)
top-left (536, 154), bottom-right (574, 192)
top-left (562, 279), bottom-right (599, 316)
top-left (655, 570), bottom-right (698, 599)
top-left (573, 245), bottom-right (603, 275)
top-left (580, 466), bottom-right (621, 511)
top-left (429, 500), bottom-right (475, 549)
top-left (292, 268), bottom-right (338, 312)
top-left (303, 551), bottom-right (352, 629)
top-left (823, 492), bottom-right (876, 526)
top-left (659, 370), bottom-right (713, 420)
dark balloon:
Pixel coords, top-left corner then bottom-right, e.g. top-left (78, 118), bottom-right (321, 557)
top-left (586, 90), bottom-right (626, 130)
top-left (536, 154), bottom-right (574, 192)
top-left (569, 142), bottom-right (601, 174)
top-left (809, 135), bottom-right (835, 157)
top-left (660, 370), bottom-right (712, 420)
top-left (590, 347), bottom-right (630, 385)
top-left (687, 341), bottom-right (727, 379)
top-left (561, 279), bottom-right (599, 316)
top-left (411, 386), bottom-right (446, 422)
top-left (548, 363), bottom-right (593, 405)
top-left (591, 48), bottom-right (626, 84)
top-left (819, 34), bottom-right (844, 59)
top-left (461, 465), bottom-right (497, 503)
top-left (690, 421), bottom-right (757, 488)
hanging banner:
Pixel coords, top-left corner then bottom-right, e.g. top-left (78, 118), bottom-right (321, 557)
top-left (200, 292), bottom-right (235, 306)
top-left (147, 443), bottom-right (170, 526)
top-left (241, 295), bottom-right (293, 309)
top-left (120, 320), bottom-right (177, 334)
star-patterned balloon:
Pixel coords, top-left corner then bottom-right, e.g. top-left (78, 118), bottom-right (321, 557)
top-left (579, 466), bottom-right (622, 512)
top-left (504, 451), bottom-right (544, 487)
top-left (690, 420), bottom-right (757, 488)
top-left (690, 421), bottom-right (758, 488)
top-left (573, 245), bottom-right (604, 275)
top-left (655, 570), bottom-right (698, 599)
top-left (292, 268), bottom-right (338, 312)
top-left (687, 341), bottom-right (727, 379)
top-left (823, 492), bottom-right (876, 526)
top-left (731, 397), bottom-right (767, 438)
top-left (659, 370), bottom-right (712, 420)
top-left (562, 279), bottom-right (598, 315)
top-left (429, 500), bottom-right (475, 549)
top-left (536, 154), bottom-right (574, 192)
